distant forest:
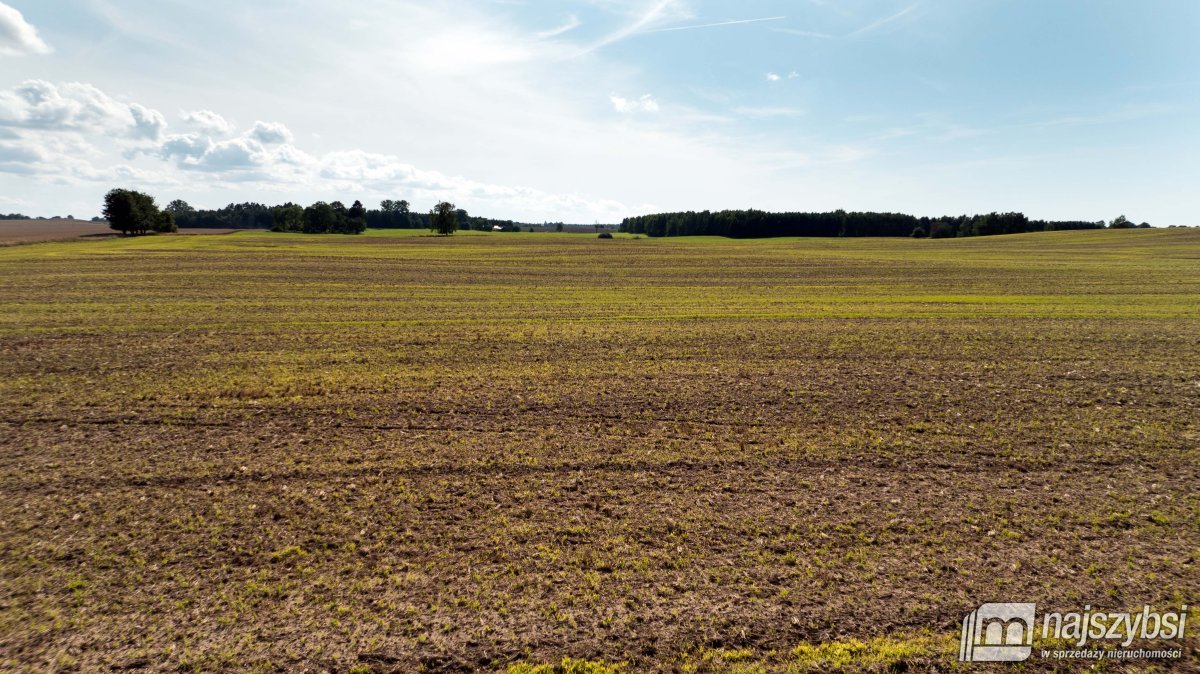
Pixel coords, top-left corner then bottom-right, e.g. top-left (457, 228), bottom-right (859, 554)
top-left (619, 210), bottom-right (1151, 238)
top-left (165, 199), bottom-right (574, 233)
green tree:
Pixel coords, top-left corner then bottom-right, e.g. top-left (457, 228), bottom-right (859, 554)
top-left (270, 203), bottom-right (305, 232)
top-left (430, 201), bottom-right (457, 235)
top-left (303, 201), bottom-right (337, 233)
top-left (153, 210), bottom-right (177, 233)
top-left (164, 199), bottom-right (195, 228)
top-left (103, 188), bottom-right (160, 236)
top-left (1109, 215), bottom-right (1133, 229)
top-left (378, 199), bottom-right (412, 228)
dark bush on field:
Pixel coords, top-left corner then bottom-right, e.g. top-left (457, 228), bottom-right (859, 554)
top-left (598, 232), bottom-right (613, 239)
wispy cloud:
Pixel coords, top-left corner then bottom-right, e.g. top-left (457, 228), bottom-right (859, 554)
top-left (733, 106), bottom-right (804, 119)
top-left (1020, 104), bottom-right (1174, 130)
top-left (581, 0), bottom-right (681, 55)
top-left (848, 3), bottom-right (921, 38)
top-left (537, 15), bottom-right (581, 40)
top-left (580, 2), bottom-right (783, 54)
top-left (771, 27), bottom-right (834, 39)
top-left (644, 16), bottom-right (786, 34)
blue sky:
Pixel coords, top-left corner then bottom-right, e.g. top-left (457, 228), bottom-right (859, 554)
top-left (0, 0), bottom-right (1197, 225)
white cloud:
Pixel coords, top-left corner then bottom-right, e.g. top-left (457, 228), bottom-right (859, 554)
top-left (0, 80), bottom-right (166, 139)
top-left (248, 120), bottom-right (293, 144)
top-left (180, 109), bottom-right (233, 136)
top-left (611, 94), bottom-right (660, 114)
top-left (191, 137), bottom-right (269, 172)
top-left (156, 120), bottom-right (306, 179)
top-left (0, 130), bottom-right (122, 182)
top-left (0, 1), bottom-right (50, 56)
top-left (129, 104), bottom-right (167, 140)
top-left (158, 133), bottom-right (213, 161)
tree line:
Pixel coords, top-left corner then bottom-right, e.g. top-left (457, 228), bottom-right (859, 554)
top-left (96, 188), bottom-right (1160, 238)
top-left (619, 210), bottom-right (1151, 238)
top-left (162, 199), bottom-right (529, 233)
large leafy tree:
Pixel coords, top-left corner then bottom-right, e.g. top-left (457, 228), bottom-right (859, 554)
top-left (303, 202), bottom-right (337, 234)
top-left (103, 189), bottom-right (168, 235)
top-left (378, 199), bottom-right (411, 228)
top-left (430, 201), bottom-right (457, 236)
top-left (270, 203), bottom-right (305, 232)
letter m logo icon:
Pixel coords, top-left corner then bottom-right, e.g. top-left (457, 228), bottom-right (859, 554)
top-left (959, 603), bottom-right (1036, 662)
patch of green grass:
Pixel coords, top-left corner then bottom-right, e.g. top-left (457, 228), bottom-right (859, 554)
top-left (788, 635), bottom-right (949, 673)
top-left (507, 657), bottom-right (625, 674)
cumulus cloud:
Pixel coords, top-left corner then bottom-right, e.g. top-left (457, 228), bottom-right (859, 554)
top-left (158, 133), bottom-right (213, 161)
top-left (129, 103), bottom-right (167, 140)
top-left (610, 94), bottom-right (659, 114)
top-left (0, 80), bottom-right (166, 139)
top-left (0, 130), bottom-right (122, 182)
top-left (766, 72), bottom-right (781, 82)
top-left (0, 1), bottom-right (50, 56)
top-left (248, 120), bottom-right (293, 144)
top-left (155, 121), bottom-right (310, 182)
top-left (0, 78), bottom-right (634, 222)
top-left (190, 137), bottom-right (269, 172)
top-left (179, 109), bottom-right (233, 135)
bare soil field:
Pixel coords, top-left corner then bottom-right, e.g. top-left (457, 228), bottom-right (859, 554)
top-left (0, 219), bottom-right (115, 244)
top-left (0, 229), bottom-right (1197, 672)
